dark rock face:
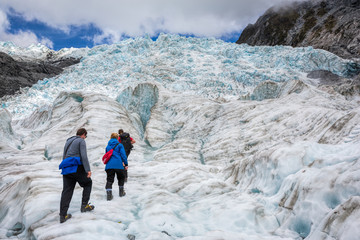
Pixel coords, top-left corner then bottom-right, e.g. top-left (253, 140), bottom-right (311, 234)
top-left (307, 70), bottom-right (341, 84)
top-left (0, 52), bottom-right (80, 98)
top-left (237, 0), bottom-right (360, 59)
top-left (307, 69), bottom-right (360, 99)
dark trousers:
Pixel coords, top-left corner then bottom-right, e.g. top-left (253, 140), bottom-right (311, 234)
top-left (124, 151), bottom-right (130, 179)
top-left (60, 165), bottom-right (92, 216)
top-left (105, 169), bottom-right (126, 189)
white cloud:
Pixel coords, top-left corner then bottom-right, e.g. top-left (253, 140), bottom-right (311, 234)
top-left (0, 0), bottom-right (303, 47)
top-left (38, 37), bottom-right (54, 49)
top-left (93, 29), bottom-right (122, 45)
top-left (0, 9), bottom-right (53, 48)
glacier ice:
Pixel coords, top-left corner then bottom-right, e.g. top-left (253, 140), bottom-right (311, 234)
top-left (0, 33), bottom-right (357, 120)
top-left (0, 34), bottom-right (360, 239)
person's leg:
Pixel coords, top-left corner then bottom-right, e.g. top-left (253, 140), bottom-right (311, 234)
top-left (105, 169), bottom-right (116, 190)
top-left (105, 169), bottom-right (116, 200)
top-left (124, 169), bottom-right (128, 182)
top-left (60, 175), bottom-right (76, 217)
top-left (75, 165), bottom-right (94, 212)
top-left (76, 166), bottom-right (92, 204)
top-left (115, 169), bottom-right (125, 187)
top-left (116, 169), bottom-right (126, 197)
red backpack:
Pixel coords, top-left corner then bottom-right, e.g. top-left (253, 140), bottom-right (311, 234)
top-left (102, 143), bottom-right (119, 164)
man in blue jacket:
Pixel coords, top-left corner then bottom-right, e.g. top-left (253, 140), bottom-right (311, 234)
top-left (59, 128), bottom-right (94, 223)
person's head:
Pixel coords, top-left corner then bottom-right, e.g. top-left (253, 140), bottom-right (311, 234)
top-left (111, 133), bottom-right (119, 139)
top-left (76, 128), bottom-right (87, 139)
top-left (118, 129), bottom-right (124, 135)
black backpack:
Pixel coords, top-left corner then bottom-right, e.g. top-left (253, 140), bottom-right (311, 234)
top-left (120, 132), bottom-right (133, 157)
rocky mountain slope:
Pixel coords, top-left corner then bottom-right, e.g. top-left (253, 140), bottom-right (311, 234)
top-left (0, 52), bottom-right (80, 98)
top-left (236, 0), bottom-right (360, 59)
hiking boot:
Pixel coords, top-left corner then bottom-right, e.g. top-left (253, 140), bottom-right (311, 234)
top-left (106, 190), bottom-right (113, 201)
top-left (119, 187), bottom-right (126, 197)
top-left (81, 203), bottom-right (95, 212)
top-left (60, 214), bottom-right (72, 223)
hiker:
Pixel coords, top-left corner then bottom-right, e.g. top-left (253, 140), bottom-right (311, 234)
top-left (105, 133), bottom-right (128, 200)
top-left (118, 129), bottom-right (136, 151)
top-left (118, 129), bottom-right (135, 182)
top-left (59, 128), bottom-right (94, 223)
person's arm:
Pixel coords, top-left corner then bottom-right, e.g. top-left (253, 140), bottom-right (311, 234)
top-left (130, 137), bottom-right (136, 144)
top-left (118, 144), bottom-right (128, 166)
top-left (79, 139), bottom-right (91, 174)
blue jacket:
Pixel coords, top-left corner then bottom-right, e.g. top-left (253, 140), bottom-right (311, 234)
top-left (59, 157), bottom-right (82, 175)
top-left (105, 138), bottom-right (128, 170)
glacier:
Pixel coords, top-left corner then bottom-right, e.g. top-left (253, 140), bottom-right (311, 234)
top-left (0, 34), bottom-right (360, 240)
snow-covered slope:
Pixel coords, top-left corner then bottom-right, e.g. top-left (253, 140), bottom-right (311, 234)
top-left (0, 34), bottom-right (359, 240)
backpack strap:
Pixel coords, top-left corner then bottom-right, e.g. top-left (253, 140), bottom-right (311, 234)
top-left (113, 143), bottom-right (119, 150)
top-left (64, 138), bottom-right (77, 157)
top-left (107, 143), bottom-right (119, 153)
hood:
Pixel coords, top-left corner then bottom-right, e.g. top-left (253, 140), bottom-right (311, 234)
top-left (107, 138), bottom-right (119, 148)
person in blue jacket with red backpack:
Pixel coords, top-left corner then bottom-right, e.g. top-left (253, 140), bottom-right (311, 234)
top-left (105, 133), bottom-right (128, 200)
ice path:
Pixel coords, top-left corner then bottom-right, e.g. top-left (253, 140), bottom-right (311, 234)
top-left (0, 86), bottom-right (359, 239)
top-left (0, 91), bottom-right (296, 240)
top-left (344, 123), bottom-right (360, 143)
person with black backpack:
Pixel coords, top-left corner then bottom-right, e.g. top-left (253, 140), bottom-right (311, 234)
top-left (118, 129), bottom-right (135, 182)
top-left (118, 129), bottom-right (135, 156)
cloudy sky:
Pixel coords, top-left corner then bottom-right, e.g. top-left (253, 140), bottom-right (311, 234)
top-left (0, 0), bottom-right (300, 50)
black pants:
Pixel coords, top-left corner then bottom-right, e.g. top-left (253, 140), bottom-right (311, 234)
top-left (124, 151), bottom-right (130, 179)
top-left (60, 165), bottom-right (92, 216)
top-left (105, 169), bottom-right (126, 189)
